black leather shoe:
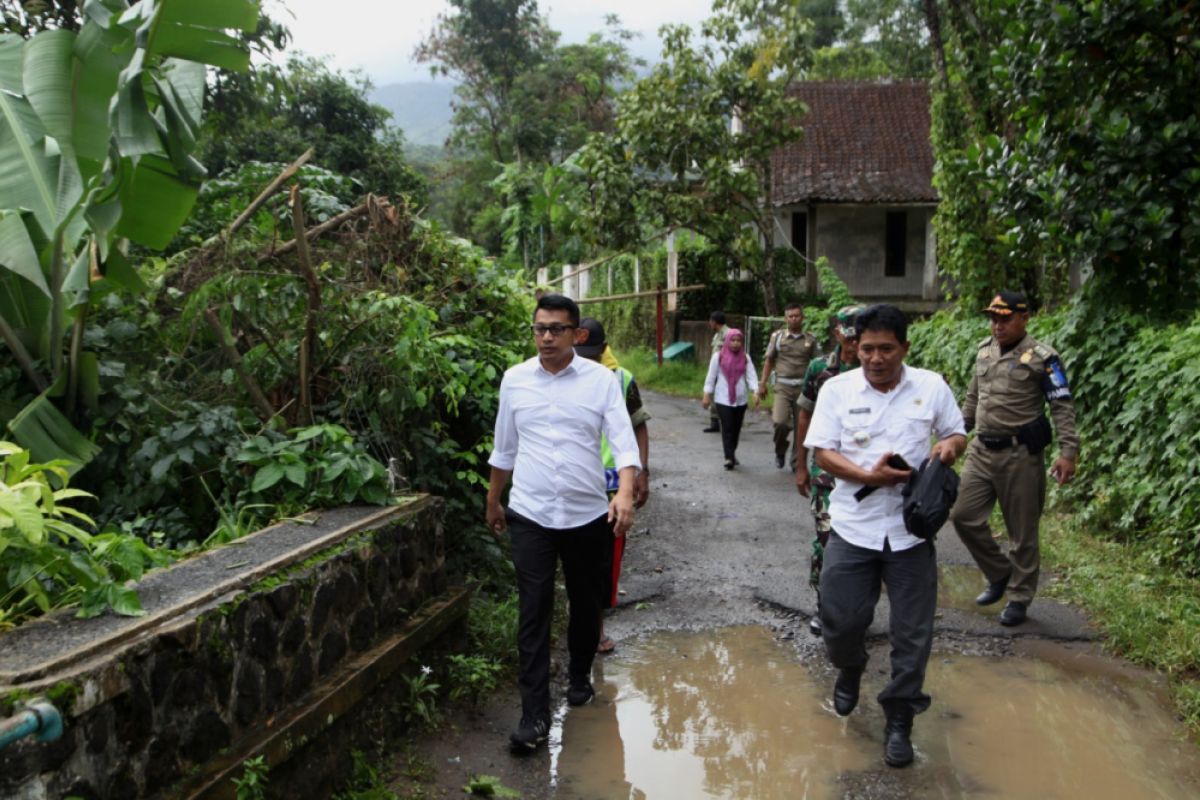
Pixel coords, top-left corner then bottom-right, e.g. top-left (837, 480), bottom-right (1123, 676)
top-left (702, 424), bottom-right (720, 433)
top-left (975, 573), bottom-right (1010, 606)
top-left (808, 616), bottom-right (822, 637)
top-left (999, 601), bottom-right (1028, 626)
top-left (723, 459), bottom-right (734, 470)
top-left (833, 668), bottom-right (862, 716)
top-left (775, 454), bottom-right (786, 469)
top-left (883, 708), bottom-right (915, 767)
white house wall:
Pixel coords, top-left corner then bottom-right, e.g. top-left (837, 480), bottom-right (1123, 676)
top-left (772, 203), bottom-right (931, 299)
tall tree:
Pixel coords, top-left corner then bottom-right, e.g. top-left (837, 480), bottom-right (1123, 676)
top-left (415, 0), bottom-right (556, 164)
top-left (199, 56), bottom-right (426, 203)
top-left (578, 0), bottom-right (814, 314)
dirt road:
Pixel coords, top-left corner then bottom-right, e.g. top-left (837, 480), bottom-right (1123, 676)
top-left (387, 390), bottom-right (1200, 800)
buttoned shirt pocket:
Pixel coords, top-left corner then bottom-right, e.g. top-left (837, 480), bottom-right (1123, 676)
top-left (900, 404), bottom-right (935, 451)
top-left (1010, 365), bottom-right (1036, 382)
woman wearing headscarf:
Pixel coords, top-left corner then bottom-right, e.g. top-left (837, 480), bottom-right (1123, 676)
top-left (702, 328), bottom-right (759, 469)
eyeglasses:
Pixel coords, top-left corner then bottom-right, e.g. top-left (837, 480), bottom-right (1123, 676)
top-left (531, 324), bottom-right (575, 337)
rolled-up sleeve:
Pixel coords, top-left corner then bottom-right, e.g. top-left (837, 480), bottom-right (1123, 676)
top-left (804, 384), bottom-right (842, 451)
top-left (488, 376), bottom-right (517, 470)
top-left (601, 371), bottom-right (640, 470)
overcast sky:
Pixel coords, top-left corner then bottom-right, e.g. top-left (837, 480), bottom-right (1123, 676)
top-left (269, 0), bottom-right (712, 86)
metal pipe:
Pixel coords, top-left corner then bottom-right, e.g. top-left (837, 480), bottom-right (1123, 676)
top-left (0, 701), bottom-right (63, 751)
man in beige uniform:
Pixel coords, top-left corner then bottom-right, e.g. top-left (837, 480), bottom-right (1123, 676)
top-left (950, 291), bottom-right (1079, 626)
top-left (758, 303), bottom-right (819, 469)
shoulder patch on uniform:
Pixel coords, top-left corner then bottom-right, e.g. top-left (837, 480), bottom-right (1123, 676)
top-left (977, 336), bottom-right (992, 349)
top-left (1032, 343), bottom-right (1053, 360)
top-left (1041, 354), bottom-right (1071, 401)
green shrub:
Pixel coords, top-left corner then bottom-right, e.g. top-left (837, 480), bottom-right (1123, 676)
top-left (908, 300), bottom-right (1200, 574)
top-left (0, 443), bottom-right (169, 629)
top-left (235, 424), bottom-right (390, 511)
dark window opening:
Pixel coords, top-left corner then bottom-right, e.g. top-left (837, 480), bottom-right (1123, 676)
top-left (885, 211), bottom-right (907, 277)
top-left (791, 211), bottom-right (808, 257)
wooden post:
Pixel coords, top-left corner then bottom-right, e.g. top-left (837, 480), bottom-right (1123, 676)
top-left (666, 232), bottom-right (678, 312)
top-left (634, 256), bottom-right (640, 293)
top-left (656, 286), bottom-right (665, 366)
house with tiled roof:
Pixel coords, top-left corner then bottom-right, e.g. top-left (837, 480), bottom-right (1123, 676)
top-left (770, 80), bottom-right (940, 307)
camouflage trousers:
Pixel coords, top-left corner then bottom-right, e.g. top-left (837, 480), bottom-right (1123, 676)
top-left (809, 483), bottom-right (833, 590)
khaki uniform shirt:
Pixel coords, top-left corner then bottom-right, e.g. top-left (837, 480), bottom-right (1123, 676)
top-left (963, 333), bottom-right (1079, 460)
top-left (710, 325), bottom-right (728, 356)
top-left (765, 329), bottom-right (819, 383)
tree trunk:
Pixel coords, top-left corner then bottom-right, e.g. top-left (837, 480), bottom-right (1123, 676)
top-left (923, 0), bottom-right (950, 87)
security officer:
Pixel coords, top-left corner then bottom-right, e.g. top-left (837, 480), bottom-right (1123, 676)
top-left (757, 302), bottom-right (819, 468)
top-left (950, 291), bottom-right (1079, 626)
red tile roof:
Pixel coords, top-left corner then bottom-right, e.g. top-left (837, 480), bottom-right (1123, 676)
top-left (771, 80), bottom-right (936, 205)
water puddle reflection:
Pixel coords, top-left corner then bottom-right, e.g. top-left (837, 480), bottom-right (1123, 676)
top-left (938, 563), bottom-right (1000, 615)
top-left (918, 654), bottom-right (1200, 799)
top-left (553, 626), bottom-right (868, 799)
top-left (550, 626), bottom-right (1200, 799)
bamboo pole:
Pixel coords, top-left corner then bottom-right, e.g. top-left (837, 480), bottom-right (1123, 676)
top-left (574, 284), bottom-right (705, 305)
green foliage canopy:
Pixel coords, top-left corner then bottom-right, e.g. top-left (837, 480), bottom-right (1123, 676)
top-left (577, 0), bottom-right (815, 315)
top-left (928, 0), bottom-right (1200, 311)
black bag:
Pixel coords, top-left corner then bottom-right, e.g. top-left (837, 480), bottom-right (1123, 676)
top-left (901, 457), bottom-right (960, 539)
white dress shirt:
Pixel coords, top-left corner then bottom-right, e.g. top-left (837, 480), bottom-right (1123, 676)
top-left (804, 364), bottom-right (966, 552)
top-left (489, 353), bottom-right (640, 529)
top-left (703, 352), bottom-right (759, 407)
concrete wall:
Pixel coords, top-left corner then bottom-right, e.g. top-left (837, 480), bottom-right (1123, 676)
top-left (775, 205), bottom-right (937, 302)
top-left (0, 500), bottom-right (464, 800)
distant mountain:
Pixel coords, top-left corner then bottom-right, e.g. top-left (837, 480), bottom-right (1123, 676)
top-left (369, 81), bottom-right (456, 147)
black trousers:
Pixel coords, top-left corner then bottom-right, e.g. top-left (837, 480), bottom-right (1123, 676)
top-left (508, 509), bottom-right (608, 721)
top-left (819, 531), bottom-right (937, 715)
top-left (716, 403), bottom-right (748, 461)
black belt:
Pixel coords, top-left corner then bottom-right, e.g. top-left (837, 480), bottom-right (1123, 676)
top-left (977, 433), bottom-right (1019, 451)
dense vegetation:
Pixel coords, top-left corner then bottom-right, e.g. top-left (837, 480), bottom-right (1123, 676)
top-left (0, 1), bottom-right (528, 628)
top-left (2, 3), bottom-right (1198, 738)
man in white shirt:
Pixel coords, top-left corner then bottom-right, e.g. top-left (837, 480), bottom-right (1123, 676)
top-left (486, 294), bottom-right (641, 753)
top-left (804, 304), bottom-right (966, 768)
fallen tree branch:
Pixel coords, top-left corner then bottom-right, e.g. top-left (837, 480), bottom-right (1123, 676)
top-left (222, 148), bottom-right (314, 244)
top-left (290, 185), bottom-right (322, 425)
top-left (256, 201), bottom-right (370, 264)
top-left (204, 307), bottom-right (277, 421)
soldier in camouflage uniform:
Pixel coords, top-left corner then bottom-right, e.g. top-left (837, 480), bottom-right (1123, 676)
top-left (950, 291), bottom-right (1080, 627)
top-left (794, 305), bottom-right (864, 636)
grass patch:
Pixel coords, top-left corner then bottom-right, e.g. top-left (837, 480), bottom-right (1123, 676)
top-left (615, 346), bottom-right (777, 407)
top-left (1041, 511), bottom-right (1200, 735)
top-left (615, 347), bottom-right (707, 397)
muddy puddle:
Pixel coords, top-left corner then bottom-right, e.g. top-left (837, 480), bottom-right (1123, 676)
top-left (549, 626), bottom-right (1200, 799)
top-left (938, 563), bottom-right (1000, 615)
